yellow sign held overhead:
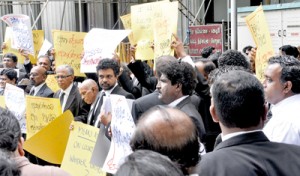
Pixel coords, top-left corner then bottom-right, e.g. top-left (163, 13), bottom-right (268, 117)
top-left (245, 5), bottom-right (274, 81)
top-left (53, 30), bottom-right (86, 77)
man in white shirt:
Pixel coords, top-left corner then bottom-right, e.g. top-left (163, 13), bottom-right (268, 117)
top-left (263, 55), bottom-right (300, 146)
top-left (53, 65), bottom-right (82, 116)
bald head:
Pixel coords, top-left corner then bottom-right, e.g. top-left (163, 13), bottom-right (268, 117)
top-left (130, 106), bottom-right (200, 174)
top-left (138, 107), bottom-right (196, 148)
top-left (30, 66), bottom-right (47, 86)
top-left (79, 79), bottom-right (99, 104)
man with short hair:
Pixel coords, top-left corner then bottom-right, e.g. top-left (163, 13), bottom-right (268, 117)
top-left (94, 58), bottom-right (134, 127)
top-left (2, 53), bottom-right (28, 83)
top-left (0, 107), bottom-right (70, 176)
top-left (218, 49), bottom-right (251, 70)
top-left (53, 65), bottom-right (82, 116)
top-left (24, 55), bottom-right (52, 73)
top-left (156, 58), bottom-right (206, 141)
top-left (75, 79), bottom-right (99, 124)
top-left (0, 69), bottom-right (18, 95)
top-left (29, 66), bottom-right (53, 97)
top-left (197, 70), bottom-right (300, 176)
top-left (131, 106), bottom-right (201, 175)
top-left (263, 55), bottom-right (300, 145)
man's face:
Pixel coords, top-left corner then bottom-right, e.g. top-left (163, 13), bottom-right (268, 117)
top-left (263, 63), bottom-right (285, 105)
top-left (38, 57), bottom-right (51, 71)
top-left (0, 75), bottom-right (15, 89)
top-left (55, 68), bottom-right (74, 90)
top-left (79, 86), bottom-right (97, 104)
top-left (3, 57), bottom-right (17, 68)
top-left (30, 67), bottom-right (46, 87)
top-left (156, 74), bottom-right (178, 104)
top-left (98, 69), bottom-right (118, 90)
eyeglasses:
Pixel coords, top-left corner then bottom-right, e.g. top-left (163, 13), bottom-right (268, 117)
top-left (55, 75), bottom-right (72, 79)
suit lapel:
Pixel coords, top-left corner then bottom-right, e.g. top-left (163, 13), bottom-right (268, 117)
top-left (64, 84), bottom-right (75, 112)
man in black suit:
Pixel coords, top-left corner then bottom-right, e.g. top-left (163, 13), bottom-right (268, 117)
top-left (155, 57), bottom-right (206, 142)
top-left (53, 65), bottom-right (82, 117)
top-left (94, 58), bottom-right (135, 127)
top-left (197, 70), bottom-right (300, 176)
top-left (28, 66), bottom-right (53, 97)
top-left (75, 79), bottom-right (99, 124)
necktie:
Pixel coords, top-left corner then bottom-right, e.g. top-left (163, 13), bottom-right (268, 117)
top-left (29, 89), bottom-right (35, 96)
top-left (60, 92), bottom-right (65, 107)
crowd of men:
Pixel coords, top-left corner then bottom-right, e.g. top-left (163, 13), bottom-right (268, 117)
top-left (1, 37), bottom-right (300, 176)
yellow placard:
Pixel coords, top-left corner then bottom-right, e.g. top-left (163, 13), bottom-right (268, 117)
top-left (0, 96), bottom-right (5, 108)
top-left (153, 1), bottom-right (178, 59)
top-left (23, 110), bottom-right (74, 164)
top-left (26, 96), bottom-right (62, 139)
top-left (131, 0), bottom-right (169, 60)
top-left (245, 5), bottom-right (274, 81)
top-left (53, 30), bottom-right (86, 77)
top-left (32, 30), bottom-right (45, 64)
top-left (120, 14), bottom-right (134, 45)
top-left (61, 122), bottom-right (105, 176)
top-left (45, 75), bottom-right (60, 92)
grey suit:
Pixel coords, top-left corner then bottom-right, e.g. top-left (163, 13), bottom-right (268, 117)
top-left (34, 84), bottom-right (54, 98)
top-left (197, 131), bottom-right (300, 176)
top-left (53, 83), bottom-right (82, 117)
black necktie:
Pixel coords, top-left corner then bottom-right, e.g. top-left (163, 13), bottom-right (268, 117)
top-left (29, 89), bottom-right (35, 96)
top-left (60, 92), bottom-right (65, 107)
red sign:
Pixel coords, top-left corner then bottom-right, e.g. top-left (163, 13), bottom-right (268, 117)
top-left (189, 24), bottom-right (223, 56)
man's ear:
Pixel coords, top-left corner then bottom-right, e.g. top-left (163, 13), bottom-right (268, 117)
top-left (283, 81), bottom-right (292, 93)
top-left (262, 103), bottom-right (268, 125)
top-left (210, 101), bottom-right (219, 123)
top-left (17, 137), bottom-right (25, 156)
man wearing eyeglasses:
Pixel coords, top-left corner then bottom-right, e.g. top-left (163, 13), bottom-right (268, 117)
top-left (53, 65), bottom-right (82, 116)
top-left (28, 66), bottom-right (53, 97)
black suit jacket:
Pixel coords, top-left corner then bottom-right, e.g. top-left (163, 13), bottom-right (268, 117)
top-left (35, 84), bottom-right (54, 98)
top-left (197, 131), bottom-right (300, 176)
top-left (86, 85), bottom-right (135, 126)
top-left (176, 96), bottom-right (206, 142)
top-left (53, 83), bottom-right (82, 117)
top-left (131, 91), bottom-right (164, 123)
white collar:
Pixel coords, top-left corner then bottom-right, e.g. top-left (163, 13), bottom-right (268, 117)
top-left (221, 130), bottom-right (262, 141)
top-left (103, 83), bottom-right (118, 96)
top-left (168, 95), bottom-right (189, 108)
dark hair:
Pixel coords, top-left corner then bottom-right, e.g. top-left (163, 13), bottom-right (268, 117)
top-left (268, 55), bottom-right (300, 94)
top-left (218, 50), bottom-right (250, 70)
top-left (208, 51), bottom-right (221, 68)
top-left (280, 45), bottom-right (299, 58)
top-left (242, 45), bottom-right (253, 54)
top-left (208, 65), bottom-right (252, 86)
top-left (0, 152), bottom-right (21, 176)
top-left (180, 62), bottom-right (197, 95)
top-left (0, 69), bottom-right (18, 83)
top-left (157, 58), bottom-right (196, 96)
top-left (201, 46), bottom-right (215, 58)
top-left (38, 55), bottom-right (52, 66)
top-left (130, 106), bottom-right (200, 175)
top-left (96, 58), bottom-right (120, 76)
top-left (0, 107), bottom-right (21, 152)
top-left (211, 70), bottom-right (265, 128)
top-left (115, 150), bottom-right (184, 176)
top-left (3, 53), bottom-right (18, 63)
